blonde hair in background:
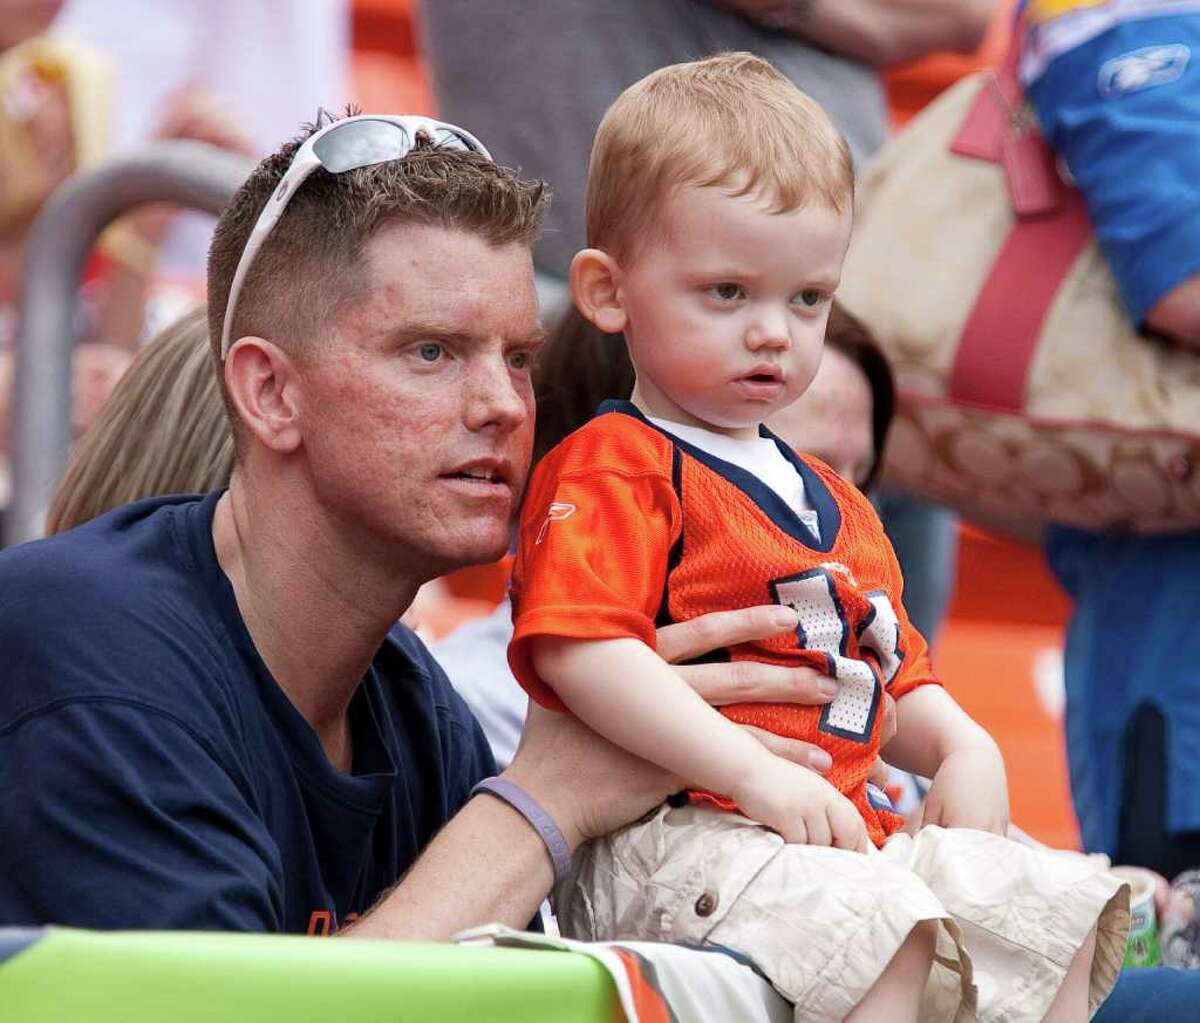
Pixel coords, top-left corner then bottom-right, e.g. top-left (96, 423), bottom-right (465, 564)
top-left (586, 51), bottom-right (854, 263)
top-left (46, 306), bottom-right (234, 535)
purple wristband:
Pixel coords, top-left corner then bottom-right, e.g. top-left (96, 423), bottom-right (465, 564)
top-left (470, 777), bottom-right (573, 885)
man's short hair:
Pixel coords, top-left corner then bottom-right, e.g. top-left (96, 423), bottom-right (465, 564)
top-left (206, 112), bottom-right (549, 450)
top-left (586, 52), bottom-right (853, 263)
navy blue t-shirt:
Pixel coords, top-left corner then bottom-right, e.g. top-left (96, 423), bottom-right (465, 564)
top-left (0, 492), bottom-right (495, 933)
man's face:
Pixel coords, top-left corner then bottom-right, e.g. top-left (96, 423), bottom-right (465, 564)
top-left (615, 182), bottom-right (853, 440)
top-left (294, 221), bottom-right (542, 575)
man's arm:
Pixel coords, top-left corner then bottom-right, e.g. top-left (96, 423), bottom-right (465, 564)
top-left (345, 604), bottom-right (872, 939)
top-left (717, 0), bottom-right (995, 66)
top-left (344, 702), bottom-right (673, 940)
top-left (0, 701), bottom-right (283, 930)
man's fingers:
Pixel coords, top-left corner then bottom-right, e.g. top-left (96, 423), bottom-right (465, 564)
top-left (656, 605), bottom-right (798, 664)
top-left (738, 725), bottom-right (832, 773)
top-left (679, 659), bottom-right (836, 707)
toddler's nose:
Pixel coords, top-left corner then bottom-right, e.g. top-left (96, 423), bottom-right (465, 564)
top-left (745, 310), bottom-right (790, 351)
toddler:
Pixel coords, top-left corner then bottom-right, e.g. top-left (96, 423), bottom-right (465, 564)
top-left (509, 53), bottom-right (1128, 1023)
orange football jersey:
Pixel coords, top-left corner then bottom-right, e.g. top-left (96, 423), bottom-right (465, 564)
top-left (509, 402), bottom-right (939, 845)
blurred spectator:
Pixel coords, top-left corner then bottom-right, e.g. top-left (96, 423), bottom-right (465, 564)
top-left (1046, 527), bottom-right (1200, 879)
top-left (1018, 3), bottom-right (1200, 881)
top-left (884, 0), bottom-right (1017, 126)
top-left (422, 0), bottom-right (991, 643)
top-left (1021, 2), bottom-right (1200, 348)
top-left (425, 0), bottom-right (991, 289)
top-left (53, 0), bottom-right (351, 278)
top-left (0, 5), bottom-right (256, 540)
top-left (45, 305), bottom-right (232, 535)
top-left (436, 302), bottom-right (895, 768)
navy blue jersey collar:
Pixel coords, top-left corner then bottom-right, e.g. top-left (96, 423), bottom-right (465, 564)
top-left (595, 400), bottom-right (842, 552)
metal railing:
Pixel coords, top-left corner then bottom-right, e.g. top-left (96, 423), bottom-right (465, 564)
top-left (5, 141), bottom-right (253, 547)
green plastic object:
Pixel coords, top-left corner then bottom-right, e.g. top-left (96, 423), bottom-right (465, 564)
top-left (0, 927), bottom-right (619, 1022)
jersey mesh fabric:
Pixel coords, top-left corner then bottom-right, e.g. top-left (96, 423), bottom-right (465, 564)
top-left (510, 408), bottom-right (939, 847)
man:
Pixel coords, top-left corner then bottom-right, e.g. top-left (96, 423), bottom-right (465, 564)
top-left (0, 114), bottom-right (837, 936)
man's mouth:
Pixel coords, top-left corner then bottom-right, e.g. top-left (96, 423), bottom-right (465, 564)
top-left (450, 468), bottom-right (505, 483)
top-left (441, 460), bottom-right (513, 493)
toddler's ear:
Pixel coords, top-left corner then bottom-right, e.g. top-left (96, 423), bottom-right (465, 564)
top-left (570, 249), bottom-right (627, 334)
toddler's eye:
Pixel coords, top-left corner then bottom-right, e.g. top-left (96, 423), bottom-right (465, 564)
top-left (794, 289), bottom-right (825, 308)
top-left (417, 342), bottom-right (444, 362)
top-left (705, 283), bottom-right (745, 302)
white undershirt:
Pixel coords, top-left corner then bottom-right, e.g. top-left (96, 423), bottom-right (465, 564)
top-left (648, 417), bottom-right (821, 542)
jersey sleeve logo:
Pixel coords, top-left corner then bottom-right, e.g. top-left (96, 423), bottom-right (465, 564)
top-left (1099, 44), bottom-right (1190, 97)
top-left (535, 501), bottom-right (577, 545)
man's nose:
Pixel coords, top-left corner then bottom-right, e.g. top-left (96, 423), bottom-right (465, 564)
top-left (464, 355), bottom-right (529, 432)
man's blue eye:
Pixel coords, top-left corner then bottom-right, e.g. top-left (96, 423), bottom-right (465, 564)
top-left (418, 343), bottom-right (443, 362)
top-left (508, 352), bottom-right (529, 370)
top-left (795, 289), bottom-right (824, 308)
top-left (706, 283), bottom-right (744, 302)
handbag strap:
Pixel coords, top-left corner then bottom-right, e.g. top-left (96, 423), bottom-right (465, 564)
top-left (949, 190), bottom-right (1091, 410)
top-left (943, 12), bottom-right (1093, 412)
top-left (950, 19), bottom-right (1024, 163)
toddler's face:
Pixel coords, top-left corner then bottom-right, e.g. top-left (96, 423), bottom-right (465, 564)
top-left (618, 182), bottom-right (852, 439)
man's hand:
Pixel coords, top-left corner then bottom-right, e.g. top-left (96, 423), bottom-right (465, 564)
top-left (733, 755), bottom-right (870, 850)
top-left (506, 604), bottom-right (870, 849)
top-left (920, 740), bottom-right (1009, 834)
top-left (657, 605), bottom-right (838, 772)
top-left (658, 604), bottom-right (896, 778)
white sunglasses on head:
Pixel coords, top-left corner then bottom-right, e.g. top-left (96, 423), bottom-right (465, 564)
top-left (219, 113), bottom-right (493, 358)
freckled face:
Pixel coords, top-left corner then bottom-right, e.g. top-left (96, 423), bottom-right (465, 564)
top-left (294, 221), bottom-right (542, 575)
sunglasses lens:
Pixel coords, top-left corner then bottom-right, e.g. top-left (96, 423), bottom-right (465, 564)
top-left (431, 126), bottom-right (481, 153)
top-left (313, 119), bottom-right (410, 173)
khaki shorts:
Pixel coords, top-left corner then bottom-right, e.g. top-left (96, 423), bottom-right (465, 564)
top-left (555, 804), bottom-right (1129, 1023)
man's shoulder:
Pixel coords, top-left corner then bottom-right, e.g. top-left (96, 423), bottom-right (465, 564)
top-left (379, 622), bottom-right (478, 725)
top-left (377, 622), bottom-right (496, 778)
top-left (0, 494), bottom-right (216, 620)
top-left (0, 494), bottom-right (237, 722)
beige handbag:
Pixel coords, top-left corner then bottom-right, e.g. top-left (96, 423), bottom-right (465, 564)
top-left (837, 64), bottom-right (1200, 534)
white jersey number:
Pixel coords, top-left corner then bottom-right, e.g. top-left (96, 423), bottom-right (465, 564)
top-left (769, 569), bottom-right (903, 743)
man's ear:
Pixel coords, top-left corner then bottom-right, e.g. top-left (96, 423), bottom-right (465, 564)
top-left (570, 248), bottom-right (627, 334)
top-left (223, 337), bottom-right (303, 454)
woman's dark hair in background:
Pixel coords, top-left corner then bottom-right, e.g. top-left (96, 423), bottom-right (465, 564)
top-left (533, 301), bottom-right (895, 489)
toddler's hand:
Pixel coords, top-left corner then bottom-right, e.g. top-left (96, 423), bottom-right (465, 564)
top-left (921, 742), bottom-right (1009, 834)
top-left (733, 757), bottom-right (869, 852)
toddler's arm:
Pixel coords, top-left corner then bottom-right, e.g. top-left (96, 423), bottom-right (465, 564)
top-left (532, 635), bottom-right (868, 850)
top-left (886, 685), bottom-right (1009, 834)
